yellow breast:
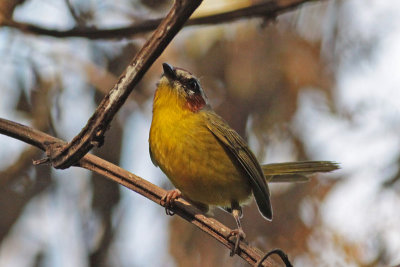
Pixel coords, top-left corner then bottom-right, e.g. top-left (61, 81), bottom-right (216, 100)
top-left (149, 85), bottom-right (251, 206)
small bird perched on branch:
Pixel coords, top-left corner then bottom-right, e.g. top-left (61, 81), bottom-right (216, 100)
top-left (149, 63), bottom-right (339, 256)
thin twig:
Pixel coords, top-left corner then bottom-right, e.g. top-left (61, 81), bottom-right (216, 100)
top-left (2, 0), bottom-right (325, 40)
top-left (40, 0), bottom-right (202, 169)
top-left (0, 117), bottom-right (279, 266)
top-left (64, 0), bottom-right (84, 26)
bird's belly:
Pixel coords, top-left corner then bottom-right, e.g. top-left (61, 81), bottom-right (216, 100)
top-left (150, 119), bottom-right (251, 206)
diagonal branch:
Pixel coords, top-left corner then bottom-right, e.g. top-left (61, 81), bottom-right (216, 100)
top-left (0, 117), bottom-right (280, 267)
top-left (2, 0), bottom-right (324, 40)
top-left (41, 0), bottom-right (202, 169)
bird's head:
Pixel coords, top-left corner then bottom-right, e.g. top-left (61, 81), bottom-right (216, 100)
top-left (155, 63), bottom-right (208, 113)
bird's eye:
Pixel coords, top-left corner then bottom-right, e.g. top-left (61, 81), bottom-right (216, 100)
top-left (188, 78), bottom-right (199, 93)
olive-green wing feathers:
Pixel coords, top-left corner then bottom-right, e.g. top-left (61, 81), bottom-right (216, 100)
top-left (205, 112), bottom-right (272, 220)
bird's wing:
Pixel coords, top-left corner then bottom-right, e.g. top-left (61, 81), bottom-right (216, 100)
top-left (204, 111), bottom-right (272, 220)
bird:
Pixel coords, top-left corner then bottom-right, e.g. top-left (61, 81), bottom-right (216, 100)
top-left (149, 63), bottom-right (339, 255)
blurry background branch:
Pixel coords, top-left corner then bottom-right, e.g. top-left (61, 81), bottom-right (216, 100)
top-left (1, 0), bottom-right (323, 40)
top-left (0, 117), bottom-right (280, 267)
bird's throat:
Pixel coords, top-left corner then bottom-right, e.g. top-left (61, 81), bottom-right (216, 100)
top-left (153, 83), bottom-right (205, 113)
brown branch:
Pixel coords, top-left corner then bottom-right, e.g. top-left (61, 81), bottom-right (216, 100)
top-left (3, 0), bottom-right (325, 40)
top-left (0, 117), bottom-right (280, 267)
top-left (41, 0), bottom-right (202, 169)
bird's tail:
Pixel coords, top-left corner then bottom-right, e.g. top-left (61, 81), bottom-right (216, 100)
top-left (261, 161), bottom-right (340, 183)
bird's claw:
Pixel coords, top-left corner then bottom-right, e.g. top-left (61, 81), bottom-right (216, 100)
top-left (227, 228), bottom-right (246, 256)
top-left (161, 189), bottom-right (182, 216)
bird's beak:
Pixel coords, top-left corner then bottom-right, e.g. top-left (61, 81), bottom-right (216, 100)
top-left (162, 63), bottom-right (176, 80)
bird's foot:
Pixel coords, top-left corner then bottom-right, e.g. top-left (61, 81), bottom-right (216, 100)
top-left (227, 228), bottom-right (246, 256)
top-left (161, 189), bottom-right (182, 216)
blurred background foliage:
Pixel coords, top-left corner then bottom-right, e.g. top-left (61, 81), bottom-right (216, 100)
top-left (0, 0), bottom-right (399, 266)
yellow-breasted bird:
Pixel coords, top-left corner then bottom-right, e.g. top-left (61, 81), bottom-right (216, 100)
top-left (149, 63), bottom-right (339, 255)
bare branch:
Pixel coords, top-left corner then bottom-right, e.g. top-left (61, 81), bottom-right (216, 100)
top-left (41, 0), bottom-right (202, 169)
top-left (0, 117), bottom-right (280, 266)
top-left (2, 0), bottom-right (325, 40)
